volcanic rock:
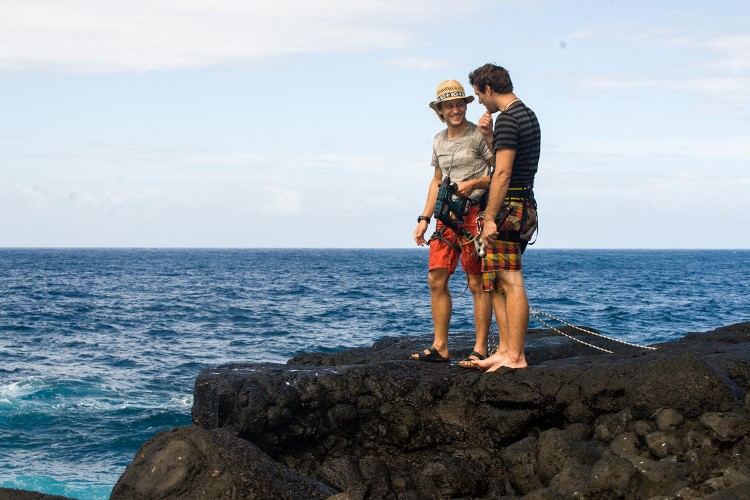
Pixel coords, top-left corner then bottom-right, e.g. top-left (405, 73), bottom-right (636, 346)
top-left (113, 322), bottom-right (750, 499)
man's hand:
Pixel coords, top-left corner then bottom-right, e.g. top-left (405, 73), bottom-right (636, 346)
top-left (414, 221), bottom-right (429, 246)
top-left (478, 112), bottom-right (493, 138)
top-left (481, 218), bottom-right (498, 246)
top-left (455, 180), bottom-right (474, 198)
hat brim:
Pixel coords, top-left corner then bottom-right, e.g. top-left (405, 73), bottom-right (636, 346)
top-left (429, 95), bottom-right (474, 112)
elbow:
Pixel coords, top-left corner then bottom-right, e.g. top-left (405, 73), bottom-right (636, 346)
top-left (492, 170), bottom-right (511, 186)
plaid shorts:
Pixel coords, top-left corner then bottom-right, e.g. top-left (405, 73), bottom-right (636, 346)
top-left (482, 199), bottom-right (537, 291)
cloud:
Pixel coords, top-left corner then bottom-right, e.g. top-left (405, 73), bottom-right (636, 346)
top-left (566, 18), bottom-right (750, 106)
top-left (0, 0), bottom-right (486, 74)
top-left (260, 186), bottom-right (302, 215)
top-left (386, 57), bottom-right (450, 71)
top-left (13, 181), bottom-right (192, 208)
top-left (623, 30), bottom-right (750, 74)
top-left (623, 27), bottom-right (694, 48)
top-left (579, 75), bottom-right (750, 105)
top-left (569, 27), bottom-right (609, 40)
top-left (565, 135), bottom-right (750, 162)
top-left (341, 193), bottom-right (398, 211)
top-left (14, 182), bottom-right (51, 203)
top-left (703, 35), bottom-right (750, 73)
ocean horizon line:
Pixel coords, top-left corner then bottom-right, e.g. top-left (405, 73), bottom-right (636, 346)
top-left (1, 246), bottom-right (748, 251)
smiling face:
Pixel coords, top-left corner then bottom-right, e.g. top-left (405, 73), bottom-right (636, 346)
top-left (437, 99), bottom-right (467, 127)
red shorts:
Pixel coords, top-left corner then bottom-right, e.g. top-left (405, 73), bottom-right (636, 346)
top-left (428, 205), bottom-right (482, 275)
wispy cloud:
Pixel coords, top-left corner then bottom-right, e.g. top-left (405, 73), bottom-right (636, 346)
top-left (624, 30), bottom-right (750, 73)
top-left (704, 35), bottom-right (750, 73)
top-left (13, 181), bottom-right (191, 207)
top-left (623, 27), bottom-right (695, 48)
top-left (13, 182), bottom-right (51, 203)
top-left (569, 27), bottom-right (610, 40)
top-left (569, 22), bottom-right (750, 106)
top-left (0, 0), bottom-right (486, 74)
top-left (261, 186), bottom-right (302, 215)
top-left (6, 149), bottom-right (424, 217)
top-left (565, 135), bottom-right (750, 162)
top-left (580, 75), bottom-right (750, 105)
top-left (386, 57), bottom-right (449, 71)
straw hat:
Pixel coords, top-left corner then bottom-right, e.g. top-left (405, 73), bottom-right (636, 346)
top-left (429, 80), bottom-right (474, 120)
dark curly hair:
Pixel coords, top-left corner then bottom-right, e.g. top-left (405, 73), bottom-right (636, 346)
top-left (468, 64), bottom-right (513, 94)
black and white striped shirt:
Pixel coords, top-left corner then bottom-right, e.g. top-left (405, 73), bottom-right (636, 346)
top-left (493, 102), bottom-right (541, 188)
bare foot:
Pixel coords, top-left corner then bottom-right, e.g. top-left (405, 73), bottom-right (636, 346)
top-left (470, 352), bottom-right (507, 371)
top-left (457, 350), bottom-right (488, 368)
top-left (485, 359), bottom-right (528, 372)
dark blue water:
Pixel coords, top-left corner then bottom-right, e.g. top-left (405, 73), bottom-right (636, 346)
top-left (1, 249), bottom-right (748, 498)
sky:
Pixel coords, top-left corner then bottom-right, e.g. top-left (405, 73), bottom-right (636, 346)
top-left (1, 0), bottom-right (748, 248)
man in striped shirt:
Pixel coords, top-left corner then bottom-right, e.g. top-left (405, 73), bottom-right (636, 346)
top-left (468, 64), bottom-right (541, 372)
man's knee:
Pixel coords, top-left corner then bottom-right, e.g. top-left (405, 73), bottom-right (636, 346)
top-left (497, 269), bottom-right (524, 285)
top-left (428, 269), bottom-right (450, 293)
top-left (467, 273), bottom-right (483, 295)
top-left (495, 271), bottom-right (525, 295)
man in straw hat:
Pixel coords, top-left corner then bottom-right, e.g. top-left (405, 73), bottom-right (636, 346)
top-left (411, 79), bottom-right (494, 366)
top-left (467, 63), bottom-right (540, 372)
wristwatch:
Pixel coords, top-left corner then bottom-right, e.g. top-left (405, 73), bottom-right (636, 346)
top-left (417, 215), bottom-right (431, 224)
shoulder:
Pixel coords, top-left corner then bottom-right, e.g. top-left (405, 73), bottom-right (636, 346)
top-left (510, 103), bottom-right (540, 133)
top-left (518, 102), bottom-right (536, 114)
top-left (511, 102), bottom-right (539, 122)
top-left (494, 112), bottom-right (519, 134)
top-left (464, 121), bottom-right (484, 138)
top-left (496, 111), bottom-right (519, 124)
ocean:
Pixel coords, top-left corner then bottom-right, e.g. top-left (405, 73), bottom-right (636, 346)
top-left (0, 248), bottom-right (748, 498)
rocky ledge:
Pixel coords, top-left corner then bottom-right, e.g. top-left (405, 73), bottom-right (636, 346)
top-left (111, 322), bottom-right (750, 499)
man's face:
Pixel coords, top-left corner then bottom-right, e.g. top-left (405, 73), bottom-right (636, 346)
top-left (439, 99), bottom-right (466, 126)
top-left (473, 85), bottom-right (498, 113)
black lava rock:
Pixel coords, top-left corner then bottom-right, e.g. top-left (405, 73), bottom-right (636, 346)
top-left (113, 322), bottom-right (750, 499)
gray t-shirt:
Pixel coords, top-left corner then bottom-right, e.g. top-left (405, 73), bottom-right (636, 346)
top-left (431, 122), bottom-right (493, 201)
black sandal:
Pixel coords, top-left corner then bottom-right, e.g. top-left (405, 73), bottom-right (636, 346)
top-left (410, 346), bottom-right (449, 363)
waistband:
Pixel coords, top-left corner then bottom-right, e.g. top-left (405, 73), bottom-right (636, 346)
top-left (506, 186), bottom-right (534, 200)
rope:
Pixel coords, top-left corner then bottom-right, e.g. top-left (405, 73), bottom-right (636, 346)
top-left (453, 278), bottom-right (470, 299)
top-left (529, 305), bottom-right (657, 351)
top-left (529, 309), bottom-right (614, 354)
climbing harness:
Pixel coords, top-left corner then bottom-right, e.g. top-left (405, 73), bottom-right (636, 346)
top-left (427, 226), bottom-right (461, 252)
top-left (474, 187), bottom-right (536, 257)
top-left (426, 222), bottom-right (481, 300)
top-left (496, 187), bottom-right (537, 247)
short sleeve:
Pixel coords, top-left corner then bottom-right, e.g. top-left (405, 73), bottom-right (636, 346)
top-left (431, 134), bottom-right (441, 168)
top-left (493, 113), bottom-right (519, 152)
top-left (477, 133), bottom-right (493, 162)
